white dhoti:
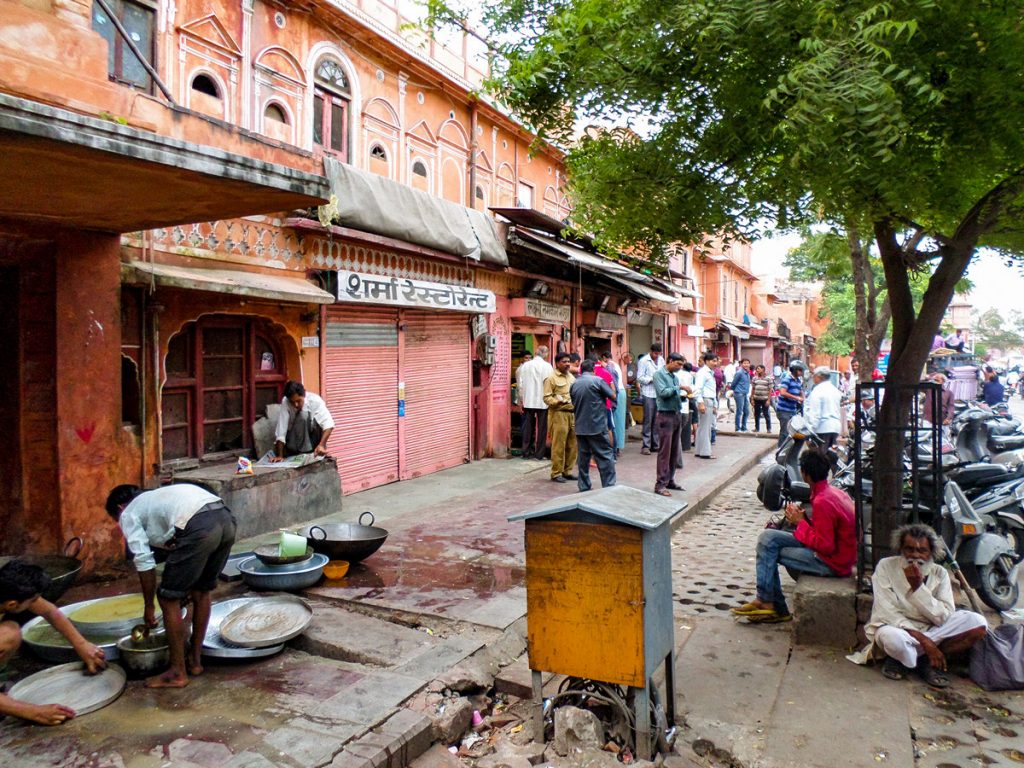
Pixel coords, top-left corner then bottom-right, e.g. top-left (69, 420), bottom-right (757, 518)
top-left (873, 610), bottom-right (988, 668)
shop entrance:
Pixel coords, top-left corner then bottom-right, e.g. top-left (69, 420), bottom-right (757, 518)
top-left (0, 266), bottom-right (21, 548)
top-left (510, 329), bottom-right (554, 454)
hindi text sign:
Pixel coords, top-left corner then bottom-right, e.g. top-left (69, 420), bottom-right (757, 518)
top-left (336, 270), bottom-right (496, 314)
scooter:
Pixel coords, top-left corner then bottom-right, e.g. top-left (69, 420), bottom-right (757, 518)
top-left (942, 481), bottom-right (1021, 612)
top-left (756, 416), bottom-right (838, 512)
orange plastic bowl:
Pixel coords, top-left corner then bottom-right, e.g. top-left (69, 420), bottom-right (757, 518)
top-left (323, 560), bottom-right (350, 580)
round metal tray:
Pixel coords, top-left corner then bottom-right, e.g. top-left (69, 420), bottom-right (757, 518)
top-left (220, 595), bottom-right (313, 649)
top-left (8, 662), bottom-right (126, 717)
top-left (21, 610), bottom-right (123, 664)
top-left (65, 594), bottom-right (162, 636)
top-left (202, 597), bottom-right (285, 659)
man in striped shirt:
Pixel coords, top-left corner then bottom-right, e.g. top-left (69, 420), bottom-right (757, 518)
top-left (775, 360), bottom-right (806, 447)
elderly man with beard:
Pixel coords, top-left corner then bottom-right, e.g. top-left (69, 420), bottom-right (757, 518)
top-left (848, 524), bottom-right (987, 688)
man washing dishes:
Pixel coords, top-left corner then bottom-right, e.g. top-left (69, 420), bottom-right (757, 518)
top-left (272, 380), bottom-right (335, 461)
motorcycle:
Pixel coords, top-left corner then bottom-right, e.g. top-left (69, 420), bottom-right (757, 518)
top-left (756, 416), bottom-right (837, 512)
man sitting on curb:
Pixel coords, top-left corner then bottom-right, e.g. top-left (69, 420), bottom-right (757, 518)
top-left (0, 561), bottom-right (107, 725)
top-left (848, 523), bottom-right (987, 689)
top-left (732, 451), bottom-right (856, 623)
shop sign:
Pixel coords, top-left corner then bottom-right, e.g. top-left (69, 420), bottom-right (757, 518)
top-left (686, 325), bottom-right (705, 337)
top-left (524, 298), bottom-right (571, 324)
top-left (336, 270), bottom-right (495, 313)
top-left (595, 311), bottom-right (626, 330)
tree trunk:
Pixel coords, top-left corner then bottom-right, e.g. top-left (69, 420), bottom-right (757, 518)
top-left (868, 221), bottom-right (976, 563)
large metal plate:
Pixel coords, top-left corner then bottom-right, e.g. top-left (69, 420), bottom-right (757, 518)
top-left (8, 662), bottom-right (126, 716)
top-left (65, 594), bottom-right (161, 635)
top-left (219, 595), bottom-right (313, 649)
top-left (20, 611), bottom-right (122, 664)
top-left (202, 598), bottom-right (285, 659)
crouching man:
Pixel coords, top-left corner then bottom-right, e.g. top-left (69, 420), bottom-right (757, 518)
top-left (732, 450), bottom-right (856, 624)
top-left (848, 524), bottom-right (987, 688)
top-left (105, 483), bottom-right (236, 688)
top-left (1, 561), bottom-right (107, 724)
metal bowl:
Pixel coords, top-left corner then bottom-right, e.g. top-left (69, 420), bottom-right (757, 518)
top-left (203, 598), bottom-right (285, 660)
top-left (296, 512), bottom-right (388, 563)
top-left (253, 544), bottom-right (315, 567)
top-left (116, 630), bottom-right (169, 677)
top-left (65, 594), bottom-right (163, 636)
top-left (21, 611), bottom-right (122, 664)
top-left (238, 553), bottom-right (328, 591)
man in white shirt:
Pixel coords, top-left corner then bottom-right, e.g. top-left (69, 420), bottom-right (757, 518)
top-left (694, 352), bottom-right (719, 459)
top-left (518, 346), bottom-right (554, 460)
top-left (849, 524), bottom-right (986, 688)
top-left (273, 380), bottom-right (335, 460)
top-left (804, 365), bottom-right (843, 450)
top-left (636, 343), bottom-right (666, 454)
top-left (105, 483), bottom-right (236, 689)
top-left (514, 351), bottom-right (533, 405)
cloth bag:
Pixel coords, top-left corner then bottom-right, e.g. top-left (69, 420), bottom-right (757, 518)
top-left (969, 625), bottom-right (1024, 691)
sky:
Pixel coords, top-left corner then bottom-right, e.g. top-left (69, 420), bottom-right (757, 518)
top-left (750, 235), bottom-right (1024, 315)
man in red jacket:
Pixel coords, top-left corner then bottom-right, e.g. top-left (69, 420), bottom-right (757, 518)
top-left (732, 450), bottom-right (856, 623)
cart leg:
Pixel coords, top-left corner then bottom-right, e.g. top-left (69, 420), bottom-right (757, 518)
top-left (532, 669), bottom-right (544, 743)
top-left (665, 650), bottom-right (677, 724)
top-left (634, 683), bottom-right (651, 761)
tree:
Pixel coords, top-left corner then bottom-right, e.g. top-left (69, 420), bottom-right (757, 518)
top-left (431, 0), bottom-right (1024, 559)
top-left (973, 308), bottom-right (1024, 358)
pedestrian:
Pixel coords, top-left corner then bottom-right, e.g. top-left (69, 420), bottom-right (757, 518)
top-left (513, 351), bottom-right (532, 406)
top-left (568, 352), bottom-right (582, 376)
top-left (775, 360), bottom-right (806, 447)
top-left (600, 350), bottom-right (628, 457)
top-left (731, 358), bottom-right (752, 432)
top-left (751, 364), bottom-right (773, 433)
top-left (636, 343), bottom-right (665, 454)
top-left (712, 362), bottom-right (725, 443)
top-left (543, 352), bottom-right (577, 484)
top-left (654, 353), bottom-right (686, 496)
top-left (945, 328), bottom-right (967, 353)
top-left (676, 361), bottom-right (696, 452)
top-left (593, 354), bottom-right (618, 452)
top-left (271, 380), bottom-right (335, 460)
top-left (517, 346), bottom-right (554, 460)
top-left (570, 359), bottom-right (618, 490)
top-left (805, 366), bottom-right (843, 451)
top-left (982, 366), bottom-right (1005, 406)
top-left (104, 483), bottom-right (237, 688)
top-left (694, 352), bottom-right (719, 459)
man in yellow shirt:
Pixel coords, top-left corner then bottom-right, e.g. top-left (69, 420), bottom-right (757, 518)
top-left (543, 353), bottom-right (577, 483)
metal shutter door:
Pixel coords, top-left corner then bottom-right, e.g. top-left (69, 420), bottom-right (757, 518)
top-left (324, 307), bottom-right (399, 493)
top-left (401, 310), bottom-right (471, 479)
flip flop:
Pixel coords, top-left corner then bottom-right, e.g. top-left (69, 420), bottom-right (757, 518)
top-left (918, 660), bottom-right (951, 689)
top-left (746, 612), bottom-right (793, 624)
top-left (730, 602), bottom-right (776, 616)
top-left (882, 657), bottom-right (908, 681)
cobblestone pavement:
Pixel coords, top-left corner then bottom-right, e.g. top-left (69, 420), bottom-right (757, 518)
top-left (668, 458), bottom-right (1024, 768)
top-left (669, 458), bottom-right (776, 615)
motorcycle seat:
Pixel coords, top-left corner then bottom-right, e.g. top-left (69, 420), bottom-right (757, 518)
top-left (989, 434), bottom-right (1024, 451)
top-left (988, 420), bottom-right (1020, 436)
top-left (948, 463), bottom-right (1012, 487)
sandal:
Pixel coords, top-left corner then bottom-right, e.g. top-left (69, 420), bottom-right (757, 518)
top-left (746, 611), bottom-right (792, 624)
top-left (881, 657), bottom-right (908, 681)
top-left (917, 659), bottom-right (951, 689)
top-left (730, 602), bottom-right (775, 616)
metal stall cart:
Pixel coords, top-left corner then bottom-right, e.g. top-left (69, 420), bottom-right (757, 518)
top-left (508, 486), bottom-right (687, 759)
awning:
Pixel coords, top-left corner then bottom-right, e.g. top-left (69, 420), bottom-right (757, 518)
top-left (323, 158), bottom-right (507, 265)
top-left (0, 94), bottom-right (329, 233)
top-left (511, 228), bottom-right (678, 305)
top-left (121, 261), bottom-right (335, 304)
top-left (718, 321), bottom-right (750, 340)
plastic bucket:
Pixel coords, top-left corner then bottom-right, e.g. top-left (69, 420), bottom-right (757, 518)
top-left (279, 531), bottom-right (308, 557)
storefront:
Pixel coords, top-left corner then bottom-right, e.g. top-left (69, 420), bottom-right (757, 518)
top-left (322, 270), bottom-right (496, 493)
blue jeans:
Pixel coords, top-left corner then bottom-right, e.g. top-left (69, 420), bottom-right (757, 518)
top-left (755, 529), bottom-right (835, 614)
top-left (734, 396), bottom-right (750, 431)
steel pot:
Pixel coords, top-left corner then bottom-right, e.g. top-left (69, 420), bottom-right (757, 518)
top-left (0, 538), bottom-right (84, 603)
top-left (238, 553), bottom-right (328, 591)
top-left (296, 512), bottom-right (388, 563)
top-left (116, 630), bottom-right (169, 677)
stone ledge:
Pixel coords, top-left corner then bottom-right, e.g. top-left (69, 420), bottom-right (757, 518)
top-left (792, 575), bottom-right (857, 648)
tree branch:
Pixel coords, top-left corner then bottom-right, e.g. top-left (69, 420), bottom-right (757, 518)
top-left (953, 166), bottom-right (1024, 245)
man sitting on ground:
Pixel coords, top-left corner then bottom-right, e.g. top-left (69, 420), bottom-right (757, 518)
top-left (0, 561), bottom-right (107, 725)
top-left (732, 451), bottom-right (856, 623)
top-left (848, 523), bottom-right (987, 688)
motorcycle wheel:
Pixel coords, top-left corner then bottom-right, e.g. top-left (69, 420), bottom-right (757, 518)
top-left (995, 522), bottom-right (1024, 560)
top-left (976, 554), bottom-right (1020, 612)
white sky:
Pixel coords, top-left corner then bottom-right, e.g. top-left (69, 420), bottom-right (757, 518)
top-left (750, 235), bottom-right (1024, 314)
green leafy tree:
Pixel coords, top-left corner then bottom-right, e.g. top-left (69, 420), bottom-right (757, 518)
top-left (430, 0), bottom-right (1024, 557)
top-left (973, 308), bottom-right (1024, 357)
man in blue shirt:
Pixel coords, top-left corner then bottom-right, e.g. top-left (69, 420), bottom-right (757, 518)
top-left (775, 360), bottom-right (806, 447)
top-left (570, 359), bottom-right (619, 491)
top-left (731, 358), bottom-right (752, 432)
top-left (653, 353), bottom-right (686, 496)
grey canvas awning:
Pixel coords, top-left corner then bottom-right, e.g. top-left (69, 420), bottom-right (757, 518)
top-left (122, 261), bottom-right (335, 304)
top-left (718, 321), bottom-right (750, 340)
top-left (322, 158), bottom-right (507, 266)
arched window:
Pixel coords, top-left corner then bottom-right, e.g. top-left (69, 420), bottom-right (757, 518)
top-left (412, 161), bottom-right (428, 177)
top-left (370, 144), bottom-right (387, 161)
top-left (475, 185), bottom-right (485, 202)
top-left (264, 102), bottom-right (289, 124)
top-left (191, 74), bottom-right (220, 98)
top-left (313, 57), bottom-right (351, 159)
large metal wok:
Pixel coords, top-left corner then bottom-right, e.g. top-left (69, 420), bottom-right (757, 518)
top-left (296, 512), bottom-right (388, 563)
top-left (0, 538), bottom-right (83, 602)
